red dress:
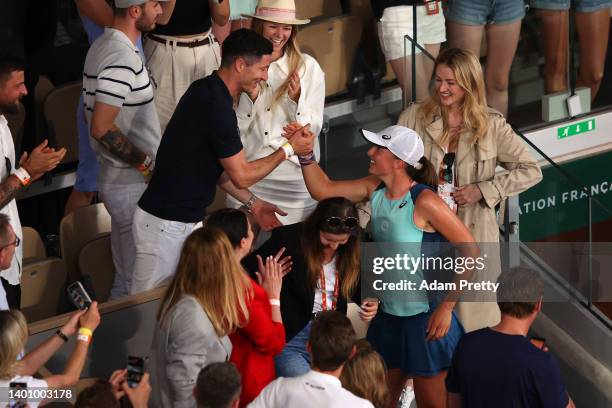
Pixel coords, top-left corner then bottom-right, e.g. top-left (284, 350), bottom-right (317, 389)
top-left (230, 278), bottom-right (286, 407)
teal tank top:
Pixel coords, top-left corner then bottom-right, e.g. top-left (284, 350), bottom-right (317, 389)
top-left (371, 186), bottom-right (430, 316)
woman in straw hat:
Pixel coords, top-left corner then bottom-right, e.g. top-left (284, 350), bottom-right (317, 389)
top-left (226, 0), bottom-right (325, 227)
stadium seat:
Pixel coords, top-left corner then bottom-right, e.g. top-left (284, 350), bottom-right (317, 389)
top-left (43, 80), bottom-right (82, 164)
top-left (60, 203), bottom-right (111, 283)
top-left (35, 75), bottom-right (56, 142)
top-left (22, 226), bottom-right (46, 264)
top-left (78, 235), bottom-right (115, 303)
top-left (297, 15), bottom-right (363, 97)
top-left (21, 258), bottom-right (67, 322)
top-left (295, 0), bottom-right (342, 19)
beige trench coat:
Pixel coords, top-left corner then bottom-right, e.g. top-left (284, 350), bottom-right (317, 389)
top-left (398, 103), bottom-right (543, 330)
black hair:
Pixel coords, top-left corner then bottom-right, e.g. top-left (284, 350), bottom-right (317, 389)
top-left (195, 362), bottom-right (242, 408)
top-left (221, 28), bottom-right (273, 68)
top-left (204, 209), bottom-right (249, 248)
top-left (0, 52), bottom-right (25, 86)
top-left (309, 311), bottom-right (356, 371)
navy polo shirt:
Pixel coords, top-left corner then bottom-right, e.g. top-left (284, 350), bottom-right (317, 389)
top-left (446, 328), bottom-right (570, 408)
top-left (139, 72), bottom-right (243, 223)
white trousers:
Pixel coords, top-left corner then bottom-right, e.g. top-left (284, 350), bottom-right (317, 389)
top-left (98, 182), bottom-right (147, 299)
top-left (144, 32), bottom-right (221, 133)
top-left (130, 207), bottom-right (196, 295)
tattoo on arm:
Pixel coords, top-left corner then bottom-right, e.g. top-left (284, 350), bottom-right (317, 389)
top-left (97, 129), bottom-right (146, 167)
top-left (0, 177), bottom-right (22, 209)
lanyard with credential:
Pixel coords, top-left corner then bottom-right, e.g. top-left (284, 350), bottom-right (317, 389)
top-left (320, 266), bottom-right (340, 311)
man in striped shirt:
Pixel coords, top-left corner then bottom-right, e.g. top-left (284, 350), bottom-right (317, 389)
top-left (82, 0), bottom-right (166, 299)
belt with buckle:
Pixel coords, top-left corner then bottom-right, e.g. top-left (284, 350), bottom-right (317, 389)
top-left (147, 33), bottom-right (217, 48)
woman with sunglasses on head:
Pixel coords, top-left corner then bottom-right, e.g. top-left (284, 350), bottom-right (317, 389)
top-left (225, 0), bottom-right (325, 226)
top-left (292, 123), bottom-right (475, 407)
top-left (242, 197), bottom-right (378, 378)
top-left (398, 48), bottom-right (542, 332)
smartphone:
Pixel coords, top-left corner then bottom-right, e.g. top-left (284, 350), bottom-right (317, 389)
top-left (9, 382), bottom-right (27, 408)
top-left (67, 281), bottom-right (92, 310)
top-left (530, 336), bottom-right (546, 350)
top-left (127, 356), bottom-right (145, 388)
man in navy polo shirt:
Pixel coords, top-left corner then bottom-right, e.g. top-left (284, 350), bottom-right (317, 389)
top-left (446, 267), bottom-right (575, 408)
top-left (131, 29), bottom-right (314, 294)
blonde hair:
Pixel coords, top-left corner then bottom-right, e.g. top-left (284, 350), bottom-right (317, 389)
top-left (419, 48), bottom-right (489, 146)
top-left (252, 19), bottom-right (305, 107)
top-left (0, 310), bottom-right (28, 380)
top-left (340, 340), bottom-right (389, 408)
top-left (157, 227), bottom-right (252, 337)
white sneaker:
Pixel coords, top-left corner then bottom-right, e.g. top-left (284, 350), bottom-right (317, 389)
top-left (398, 386), bottom-right (416, 408)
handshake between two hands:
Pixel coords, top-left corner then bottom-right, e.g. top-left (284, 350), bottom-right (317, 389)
top-left (281, 121), bottom-right (315, 157)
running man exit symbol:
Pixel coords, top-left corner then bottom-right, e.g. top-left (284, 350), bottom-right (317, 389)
top-left (557, 119), bottom-right (596, 139)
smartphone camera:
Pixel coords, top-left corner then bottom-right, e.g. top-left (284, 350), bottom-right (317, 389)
top-left (127, 356), bottom-right (145, 388)
top-left (9, 382), bottom-right (27, 408)
top-left (67, 281), bottom-right (92, 310)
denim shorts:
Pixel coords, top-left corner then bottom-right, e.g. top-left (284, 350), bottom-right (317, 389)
top-left (530, 0), bottom-right (612, 12)
top-left (445, 0), bottom-right (526, 25)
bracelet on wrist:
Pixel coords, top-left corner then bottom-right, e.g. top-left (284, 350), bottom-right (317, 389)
top-left (77, 333), bottom-right (91, 344)
top-left (55, 329), bottom-right (69, 343)
top-left (137, 156), bottom-right (153, 175)
top-left (269, 299), bottom-right (281, 307)
top-left (244, 194), bottom-right (257, 214)
top-left (280, 142), bottom-right (294, 160)
top-left (298, 151), bottom-right (316, 166)
top-left (78, 327), bottom-right (93, 337)
top-left (13, 167), bottom-right (31, 186)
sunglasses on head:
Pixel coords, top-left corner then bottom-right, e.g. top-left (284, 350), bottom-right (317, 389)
top-left (323, 216), bottom-right (359, 231)
top-left (442, 152), bottom-right (456, 184)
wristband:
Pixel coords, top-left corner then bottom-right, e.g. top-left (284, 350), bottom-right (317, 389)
top-left (280, 142), bottom-right (294, 159)
top-left (77, 333), bottom-right (91, 344)
top-left (55, 329), bottom-right (69, 343)
top-left (138, 155), bottom-right (152, 170)
top-left (13, 167), bottom-right (31, 186)
top-left (298, 151), bottom-right (316, 166)
top-left (244, 194), bottom-right (257, 214)
top-left (78, 327), bottom-right (93, 337)
top-left (269, 299), bottom-right (281, 307)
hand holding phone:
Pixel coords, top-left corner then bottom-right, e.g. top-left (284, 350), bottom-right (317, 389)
top-left (127, 356), bottom-right (145, 388)
top-left (67, 281), bottom-right (92, 310)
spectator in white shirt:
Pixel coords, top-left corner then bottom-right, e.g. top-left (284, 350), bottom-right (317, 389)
top-left (0, 51), bottom-right (67, 309)
top-left (248, 311), bottom-right (374, 408)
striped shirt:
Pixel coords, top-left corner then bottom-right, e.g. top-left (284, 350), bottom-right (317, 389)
top-left (83, 28), bottom-right (161, 184)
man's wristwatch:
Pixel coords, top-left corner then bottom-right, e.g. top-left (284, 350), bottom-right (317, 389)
top-left (245, 195), bottom-right (257, 214)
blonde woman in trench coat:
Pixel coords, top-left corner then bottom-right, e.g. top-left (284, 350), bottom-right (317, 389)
top-left (398, 48), bottom-right (543, 332)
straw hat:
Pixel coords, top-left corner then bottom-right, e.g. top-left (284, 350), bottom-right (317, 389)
top-left (243, 0), bottom-right (310, 25)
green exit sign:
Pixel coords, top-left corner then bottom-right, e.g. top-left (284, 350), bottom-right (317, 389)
top-left (557, 119), bottom-right (595, 139)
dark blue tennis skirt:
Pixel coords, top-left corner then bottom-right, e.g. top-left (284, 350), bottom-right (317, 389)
top-left (366, 305), bottom-right (464, 377)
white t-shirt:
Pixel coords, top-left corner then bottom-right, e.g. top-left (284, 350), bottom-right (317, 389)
top-left (312, 257), bottom-right (337, 313)
top-left (0, 375), bottom-right (48, 408)
top-left (247, 370), bottom-right (374, 408)
top-left (0, 115), bottom-right (23, 288)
